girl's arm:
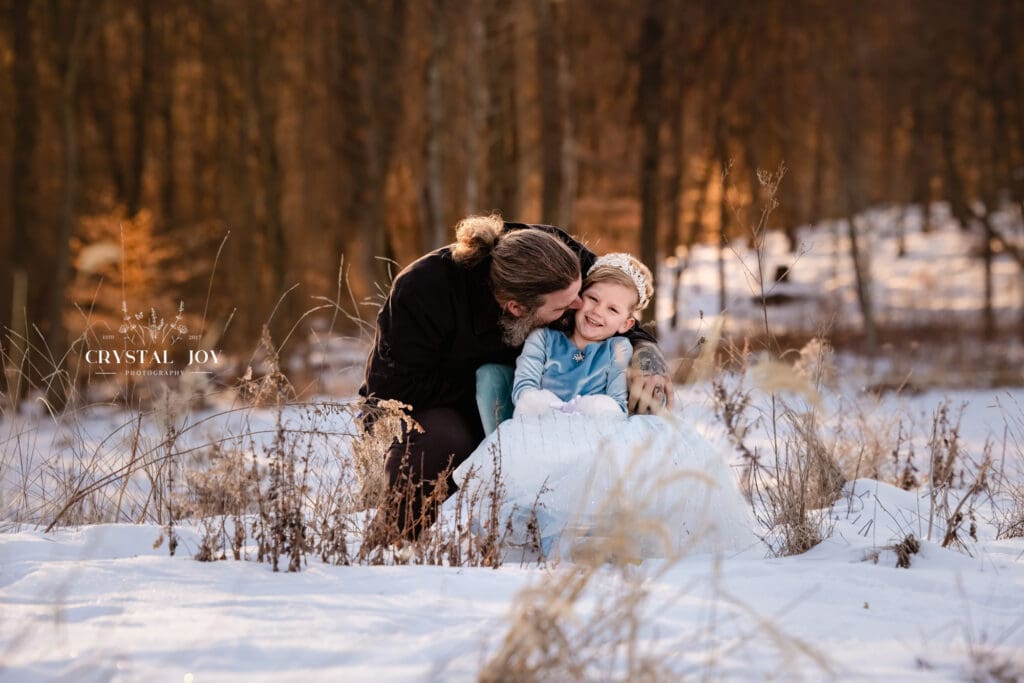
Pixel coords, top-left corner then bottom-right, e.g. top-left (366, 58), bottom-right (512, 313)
top-left (512, 328), bottom-right (550, 404)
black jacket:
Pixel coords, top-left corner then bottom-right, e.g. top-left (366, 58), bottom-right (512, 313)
top-left (359, 223), bottom-right (655, 425)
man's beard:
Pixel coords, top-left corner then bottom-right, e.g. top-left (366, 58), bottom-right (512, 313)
top-left (499, 309), bottom-right (573, 346)
top-left (499, 309), bottom-right (542, 346)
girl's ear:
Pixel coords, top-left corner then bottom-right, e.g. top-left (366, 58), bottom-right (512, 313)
top-left (616, 316), bottom-right (636, 334)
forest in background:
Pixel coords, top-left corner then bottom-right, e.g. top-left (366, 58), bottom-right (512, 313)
top-left (2, 0), bottom-right (1023, 405)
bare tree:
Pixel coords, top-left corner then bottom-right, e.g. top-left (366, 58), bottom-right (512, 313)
top-left (49, 0), bottom-right (104, 409)
top-left (826, 2), bottom-right (877, 353)
top-left (636, 0), bottom-right (664, 322)
top-left (127, 0), bottom-right (154, 216)
top-left (463, 0), bottom-right (485, 214)
top-left (5, 0), bottom-right (39, 407)
top-left (422, 0), bottom-right (448, 251)
top-left (536, 0), bottom-right (569, 226)
top-left (483, 0), bottom-right (520, 216)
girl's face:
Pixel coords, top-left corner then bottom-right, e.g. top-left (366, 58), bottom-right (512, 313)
top-left (574, 280), bottom-right (637, 344)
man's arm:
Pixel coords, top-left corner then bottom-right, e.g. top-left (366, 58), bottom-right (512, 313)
top-left (627, 339), bottom-right (674, 414)
top-left (361, 260), bottom-right (467, 409)
top-left (607, 337), bottom-right (634, 412)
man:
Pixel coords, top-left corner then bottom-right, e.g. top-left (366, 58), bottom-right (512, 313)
top-left (359, 214), bottom-right (673, 540)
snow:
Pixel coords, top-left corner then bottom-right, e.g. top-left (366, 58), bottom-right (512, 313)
top-left (0, 525), bottom-right (527, 681)
top-left (661, 204), bottom-right (1024, 379)
top-left (2, 482), bottom-right (1022, 681)
top-left (3, 205), bottom-right (1024, 680)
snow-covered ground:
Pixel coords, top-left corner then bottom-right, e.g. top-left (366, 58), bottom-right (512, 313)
top-left (663, 204), bottom-right (1024, 339)
top-left (2, 383), bottom-right (1023, 682)
top-left (1, 503), bottom-right (1021, 682)
top-left (659, 204), bottom-right (1024, 390)
top-left (3, 206), bottom-right (1024, 681)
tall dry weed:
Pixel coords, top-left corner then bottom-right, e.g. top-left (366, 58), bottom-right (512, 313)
top-left (710, 338), bottom-right (845, 557)
top-left (478, 431), bottom-right (829, 681)
top-left (994, 482), bottom-right (1024, 540)
top-left (478, 443), bottom-right (696, 682)
top-left (351, 399), bottom-right (416, 511)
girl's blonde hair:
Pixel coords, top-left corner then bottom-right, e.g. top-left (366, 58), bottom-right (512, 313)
top-left (584, 253), bottom-right (653, 312)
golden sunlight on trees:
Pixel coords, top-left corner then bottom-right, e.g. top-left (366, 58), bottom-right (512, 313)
top-left (1, 0), bottom-right (1023, 392)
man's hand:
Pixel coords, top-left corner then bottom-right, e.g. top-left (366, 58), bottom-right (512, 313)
top-left (627, 341), bottom-right (674, 414)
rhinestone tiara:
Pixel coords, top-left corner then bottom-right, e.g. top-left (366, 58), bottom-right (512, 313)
top-left (587, 253), bottom-right (650, 310)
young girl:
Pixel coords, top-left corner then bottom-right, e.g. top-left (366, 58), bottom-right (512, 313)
top-left (512, 253), bottom-right (654, 416)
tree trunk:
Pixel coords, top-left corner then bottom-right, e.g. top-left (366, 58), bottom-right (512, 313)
top-left (50, 1), bottom-right (99, 411)
top-left (1017, 245), bottom-right (1024, 342)
top-left (127, 0), bottom-right (154, 216)
top-left (484, 0), bottom-right (519, 216)
top-left (423, 0), bottom-right (447, 251)
top-left (980, 70), bottom-right (1009, 339)
top-left (7, 0), bottom-right (39, 407)
top-left (688, 153), bottom-right (714, 248)
top-left (236, 2), bottom-right (290, 344)
top-left (939, 99), bottom-right (971, 231)
top-left (717, 170), bottom-right (729, 317)
top-left (983, 219), bottom-right (995, 338)
top-left (464, 0), bottom-right (485, 214)
top-left (846, 215), bottom-right (877, 353)
top-left (159, 43), bottom-right (176, 224)
top-left (334, 5), bottom-right (374, 306)
top-left (714, 125), bottom-right (730, 316)
top-left (217, 4), bottom-right (261, 344)
top-left (554, 0), bottom-right (576, 230)
top-left (840, 138), bottom-right (878, 354)
top-left (340, 1), bottom-right (407, 297)
top-left (246, 12), bottom-right (286, 301)
top-left (907, 99), bottom-right (934, 232)
top-left (87, 34), bottom-right (127, 203)
top-left (637, 0), bottom-right (664, 323)
top-left (664, 82), bottom-right (685, 331)
top-left (831, 4), bottom-right (877, 354)
top-left (809, 109), bottom-right (825, 226)
top-left (363, 1), bottom-right (406, 277)
top-left (712, 76), bottom-right (735, 318)
top-left (7, 271), bottom-right (29, 412)
top-left (536, 0), bottom-right (563, 224)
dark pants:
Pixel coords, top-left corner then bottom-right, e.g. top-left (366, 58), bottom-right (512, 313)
top-left (382, 406), bottom-right (483, 540)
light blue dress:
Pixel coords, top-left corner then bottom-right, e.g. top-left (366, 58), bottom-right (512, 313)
top-left (512, 327), bottom-right (633, 412)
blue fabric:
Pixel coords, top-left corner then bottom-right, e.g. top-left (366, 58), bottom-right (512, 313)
top-left (475, 363), bottom-right (515, 435)
top-left (512, 328), bottom-right (633, 411)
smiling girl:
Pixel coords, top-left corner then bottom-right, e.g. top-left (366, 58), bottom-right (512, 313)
top-left (512, 253), bottom-right (654, 416)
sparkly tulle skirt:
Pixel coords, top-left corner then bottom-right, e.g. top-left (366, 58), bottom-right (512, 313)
top-left (449, 412), bottom-right (756, 559)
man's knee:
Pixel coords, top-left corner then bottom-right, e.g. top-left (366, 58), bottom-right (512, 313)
top-left (416, 408), bottom-right (478, 466)
top-left (385, 407), bottom-right (477, 483)
top-left (383, 443), bottom-right (407, 487)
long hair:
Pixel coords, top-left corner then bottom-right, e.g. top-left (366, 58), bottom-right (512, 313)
top-left (452, 214), bottom-right (580, 310)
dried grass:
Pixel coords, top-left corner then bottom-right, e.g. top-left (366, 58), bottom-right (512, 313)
top-left (994, 482), bottom-right (1024, 540)
top-left (710, 337), bottom-right (845, 557)
top-left (478, 445), bottom-right (693, 682)
top-left (479, 432), bottom-right (831, 682)
top-left (351, 398), bottom-right (415, 511)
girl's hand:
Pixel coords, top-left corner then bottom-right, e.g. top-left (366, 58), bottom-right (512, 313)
top-left (514, 389), bottom-right (564, 417)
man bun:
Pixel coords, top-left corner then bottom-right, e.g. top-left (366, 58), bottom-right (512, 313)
top-left (452, 214), bottom-right (505, 267)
